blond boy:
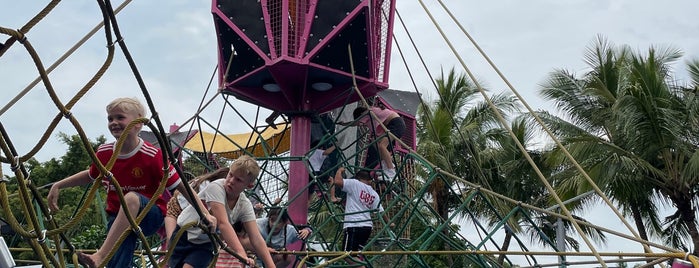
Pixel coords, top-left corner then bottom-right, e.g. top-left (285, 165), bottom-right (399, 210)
top-left (170, 155), bottom-right (276, 268)
top-left (48, 97), bottom-right (215, 268)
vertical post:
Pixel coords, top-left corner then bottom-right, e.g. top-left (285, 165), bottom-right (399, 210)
top-left (557, 214), bottom-right (567, 268)
top-left (546, 191), bottom-right (594, 268)
top-left (287, 115), bottom-right (310, 254)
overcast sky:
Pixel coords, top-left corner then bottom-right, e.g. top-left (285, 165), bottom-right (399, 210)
top-left (2, 0), bottom-right (699, 266)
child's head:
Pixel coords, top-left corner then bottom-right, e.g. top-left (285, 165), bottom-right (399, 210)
top-left (267, 207), bottom-right (290, 234)
top-left (352, 106), bottom-right (368, 120)
top-left (106, 97), bottom-right (147, 139)
top-left (355, 170), bottom-right (372, 182)
top-left (225, 155), bottom-right (260, 192)
top-left (106, 97), bottom-right (146, 118)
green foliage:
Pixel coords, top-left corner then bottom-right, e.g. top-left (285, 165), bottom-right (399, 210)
top-left (539, 36), bottom-right (699, 253)
top-left (72, 224), bottom-right (107, 249)
top-left (180, 150), bottom-right (230, 178)
top-left (30, 133), bottom-right (106, 187)
top-left (2, 133), bottom-right (107, 256)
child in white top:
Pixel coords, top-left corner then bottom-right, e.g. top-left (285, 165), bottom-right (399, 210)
top-left (170, 155), bottom-right (276, 268)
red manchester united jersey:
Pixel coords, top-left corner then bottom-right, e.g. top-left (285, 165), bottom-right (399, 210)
top-left (89, 139), bottom-right (181, 215)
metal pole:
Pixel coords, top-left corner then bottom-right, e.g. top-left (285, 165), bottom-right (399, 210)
top-left (545, 190), bottom-right (595, 268)
top-left (557, 215), bottom-right (566, 268)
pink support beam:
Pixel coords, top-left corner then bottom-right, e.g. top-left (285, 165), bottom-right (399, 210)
top-left (287, 116), bottom-right (310, 235)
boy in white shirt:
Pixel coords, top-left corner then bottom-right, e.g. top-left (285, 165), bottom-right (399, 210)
top-left (328, 167), bottom-right (393, 268)
top-left (169, 155), bottom-right (276, 268)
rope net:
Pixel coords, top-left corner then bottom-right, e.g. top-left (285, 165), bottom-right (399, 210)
top-left (1, 1), bottom-right (697, 268)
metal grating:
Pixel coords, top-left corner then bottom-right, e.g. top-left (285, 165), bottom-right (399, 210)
top-left (376, 0), bottom-right (393, 82)
top-left (267, 0), bottom-right (283, 58)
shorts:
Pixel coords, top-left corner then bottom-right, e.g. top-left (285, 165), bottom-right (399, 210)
top-left (343, 226), bottom-right (372, 251)
top-left (169, 225), bottom-right (214, 268)
top-left (364, 117), bottom-right (406, 168)
top-left (385, 116), bottom-right (405, 141)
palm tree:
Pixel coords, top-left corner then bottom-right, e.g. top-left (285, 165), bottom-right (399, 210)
top-left (537, 36), bottom-right (663, 244)
top-left (417, 67), bottom-right (521, 266)
top-left (477, 116), bottom-right (607, 266)
top-left (538, 35), bottom-right (699, 254)
top-left (479, 117), bottom-right (553, 265)
top-left (417, 68), bottom-right (520, 221)
top-left (620, 51), bottom-right (699, 253)
top-left (418, 68), bottom-right (472, 219)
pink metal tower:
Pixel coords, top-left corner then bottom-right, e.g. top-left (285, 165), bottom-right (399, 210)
top-left (211, 0), bottom-right (396, 237)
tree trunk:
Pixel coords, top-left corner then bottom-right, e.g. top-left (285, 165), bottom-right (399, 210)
top-left (497, 227), bottom-right (513, 265)
top-left (630, 202), bottom-right (654, 264)
top-left (667, 185), bottom-right (699, 256)
top-left (675, 197), bottom-right (699, 256)
top-left (437, 189), bottom-right (454, 267)
top-left (629, 203), bottom-right (649, 242)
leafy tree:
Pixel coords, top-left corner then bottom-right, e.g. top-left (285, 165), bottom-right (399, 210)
top-left (72, 224), bottom-right (107, 249)
top-left (1, 133), bottom-right (106, 261)
top-left (536, 36), bottom-right (662, 246)
top-left (417, 67), bottom-right (521, 266)
top-left (418, 68), bottom-right (518, 218)
top-left (539, 36), bottom-right (699, 254)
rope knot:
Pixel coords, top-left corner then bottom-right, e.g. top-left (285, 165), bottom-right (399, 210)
top-left (37, 229), bottom-right (47, 244)
top-left (104, 172), bottom-right (114, 181)
top-left (16, 31), bottom-right (27, 43)
top-left (107, 37), bottom-right (123, 48)
top-left (10, 156), bottom-right (20, 172)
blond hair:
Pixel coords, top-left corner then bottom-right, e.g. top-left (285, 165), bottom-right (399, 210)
top-left (106, 97), bottom-right (146, 118)
top-left (230, 155), bottom-right (260, 183)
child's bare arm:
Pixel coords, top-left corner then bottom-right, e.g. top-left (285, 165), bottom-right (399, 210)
top-left (47, 170), bottom-right (92, 212)
top-left (323, 145), bottom-right (336, 155)
top-left (330, 167), bottom-right (345, 188)
top-left (328, 167), bottom-right (345, 202)
top-left (209, 202), bottom-right (253, 265)
top-left (244, 221), bottom-right (277, 268)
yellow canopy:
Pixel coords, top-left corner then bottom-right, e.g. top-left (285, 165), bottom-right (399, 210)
top-left (184, 124), bottom-right (290, 159)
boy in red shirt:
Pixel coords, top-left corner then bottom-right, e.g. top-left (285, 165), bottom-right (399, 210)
top-left (47, 97), bottom-right (215, 268)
